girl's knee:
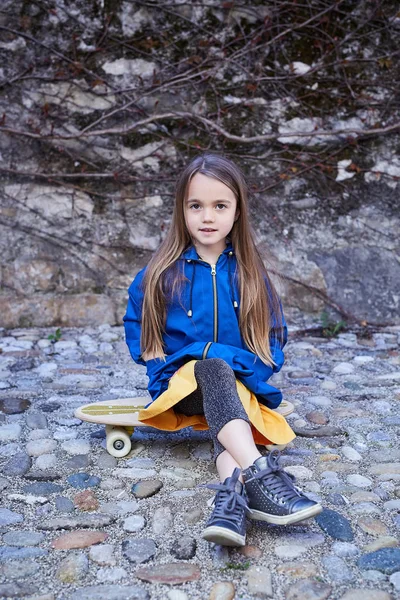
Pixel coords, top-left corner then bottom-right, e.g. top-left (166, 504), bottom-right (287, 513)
top-left (195, 357), bottom-right (233, 377)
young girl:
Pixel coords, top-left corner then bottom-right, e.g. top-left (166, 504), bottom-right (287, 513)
top-left (123, 153), bottom-right (322, 547)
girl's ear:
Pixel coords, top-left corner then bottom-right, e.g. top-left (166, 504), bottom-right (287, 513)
top-left (235, 211), bottom-right (240, 222)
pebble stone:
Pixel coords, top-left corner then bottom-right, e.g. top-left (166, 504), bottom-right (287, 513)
top-left (2, 531), bottom-right (45, 546)
top-left (68, 585), bottom-right (150, 600)
top-left (56, 553), bottom-right (89, 583)
top-left (0, 583), bottom-right (39, 597)
top-left (357, 548), bottom-right (400, 574)
top-left (209, 581), bottom-right (235, 600)
top-left (306, 396), bottom-right (332, 408)
top-left (170, 536), bottom-right (197, 559)
top-left (275, 545), bottom-right (306, 559)
top-left (0, 547), bottom-right (48, 561)
top-left (122, 538), bottom-right (157, 564)
top-left (358, 517), bottom-right (389, 536)
top-left (321, 555), bottom-right (355, 583)
top-left (183, 508), bottom-right (203, 524)
top-left (0, 508), bottom-right (23, 526)
top-left (96, 567), bottom-right (127, 582)
top-left (342, 446), bottom-right (362, 461)
top-left (347, 474), bottom-right (373, 488)
top-left (246, 565), bottom-right (273, 598)
top-left (36, 453), bottom-right (58, 470)
top-left (361, 569), bottom-right (388, 582)
top-left (332, 362), bottom-right (355, 374)
top-left (167, 592), bottom-right (188, 600)
top-left (66, 455), bottom-right (91, 469)
top-left (55, 496), bottom-right (75, 512)
top-left (62, 439), bottom-right (91, 455)
top-left (52, 530), bottom-right (108, 549)
top-left (1, 452), bottom-right (32, 476)
top-left (363, 537), bottom-right (399, 552)
top-left (315, 508), bottom-right (354, 541)
top-left (123, 515), bottom-right (146, 532)
top-left (276, 561), bottom-right (318, 578)
top-left (23, 482), bottom-right (64, 496)
top-left (331, 542), bottom-right (360, 558)
top-left (26, 439), bottom-right (57, 456)
top-left (135, 563), bottom-right (201, 584)
top-left (1, 558), bottom-right (40, 579)
top-left (67, 473), bottom-right (101, 489)
top-left (0, 424), bottom-right (22, 441)
top-left (339, 591), bottom-right (392, 600)
top-left (389, 571), bottom-right (400, 592)
top-left (0, 322), bottom-right (399, 598)
top-left (74, 489), bottom-right (99, 511)
top-left (285, 579), bottom-right (332, 600)
top-left (131, 479), bottom-right (163, 498)
top-left (152, 505), bottom-right (173, 534)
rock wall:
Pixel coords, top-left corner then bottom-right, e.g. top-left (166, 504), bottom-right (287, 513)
top-left (0, 0), bottom-right (399, 328)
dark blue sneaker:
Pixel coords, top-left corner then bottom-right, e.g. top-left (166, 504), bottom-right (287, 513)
top-left (201, 467), bottom-right (248, 546)
top-left (242, 450), bottom-right (322, 525)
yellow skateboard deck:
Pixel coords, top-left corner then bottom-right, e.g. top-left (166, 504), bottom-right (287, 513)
top-left (74, 397), bottom-right (294, 458)
top-left (74, 397), bottom-right (147, 426)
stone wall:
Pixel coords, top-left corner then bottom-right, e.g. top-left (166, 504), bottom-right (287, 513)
top-left (0, 0), bottom-right (399, 328)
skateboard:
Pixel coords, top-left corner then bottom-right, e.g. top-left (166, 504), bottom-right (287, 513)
top-left (74, 397), bottom-right (148, 458)
top-left (74, 398), bottom-right (294, 458)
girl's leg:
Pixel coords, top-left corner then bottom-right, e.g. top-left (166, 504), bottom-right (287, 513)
top-left (192, 359), bottom-right (262, 471)
top-left (215, 450), bottom-right (243, 483)
top-left (191, 359), bottom-right (323, 526)
top-left (175, 369), bottom-right (249, 546)
top-left (174, 364), bottom-right (246, 480)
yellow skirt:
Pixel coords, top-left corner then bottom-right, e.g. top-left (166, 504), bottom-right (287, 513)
top-left (138, 360), bottom-right (295, 446)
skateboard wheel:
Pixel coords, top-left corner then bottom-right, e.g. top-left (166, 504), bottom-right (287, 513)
top-left (106, 426), bottom-right (132, 458)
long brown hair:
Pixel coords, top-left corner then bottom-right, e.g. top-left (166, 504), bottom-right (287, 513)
top-left (139, 153), bottom-right (285, 366)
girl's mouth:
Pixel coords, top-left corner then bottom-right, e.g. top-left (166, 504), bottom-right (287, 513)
top-left (200, 229), bottom-right (216, 232)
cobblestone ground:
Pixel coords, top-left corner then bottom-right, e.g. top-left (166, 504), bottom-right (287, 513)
top-left (1, 324), bottom-right (400, 600)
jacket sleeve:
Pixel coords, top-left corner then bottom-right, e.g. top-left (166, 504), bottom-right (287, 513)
top-left (123, 273), bottom-right (146, 367)
top-left (145, 341), bottom-right (210, 400)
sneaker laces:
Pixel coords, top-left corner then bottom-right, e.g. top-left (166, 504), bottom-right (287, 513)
top-left (200, 467), bottom-right (249, 524)
top-left (253, 450), bottom-right (304, 504)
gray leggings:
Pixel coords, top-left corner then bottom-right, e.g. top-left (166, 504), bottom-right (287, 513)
top-left (174, 358), bottom-right (251, 462)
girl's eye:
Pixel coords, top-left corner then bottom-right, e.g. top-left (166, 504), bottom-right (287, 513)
top-left (189, 204), bottom-right (227, 210)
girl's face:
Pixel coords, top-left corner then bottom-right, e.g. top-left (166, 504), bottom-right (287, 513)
top-left (184, 173), bottom-right (240, 258)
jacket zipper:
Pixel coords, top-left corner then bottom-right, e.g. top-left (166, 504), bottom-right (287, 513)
top-left (211, 263), bottom-right (218, 342)
top-left (198, 255), bottom-right (220, 359)
top-left (202, 341), bottom-right (212, 359)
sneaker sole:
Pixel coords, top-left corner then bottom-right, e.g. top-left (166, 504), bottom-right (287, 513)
top-left (248, 502), bottom-right (323, 525)
top-left (201, 525), bottom-right (245, 547)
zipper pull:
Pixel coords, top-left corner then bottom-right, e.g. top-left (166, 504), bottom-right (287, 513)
top-left (211, 264), bottom-right (216, 275)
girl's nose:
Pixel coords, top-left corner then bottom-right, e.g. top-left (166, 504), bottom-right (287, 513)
top-left (203, 210), bottom-right (214, 221)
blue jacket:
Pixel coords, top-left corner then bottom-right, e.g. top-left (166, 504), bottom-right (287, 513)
top-left (123, 240), bottom-right (288, 409)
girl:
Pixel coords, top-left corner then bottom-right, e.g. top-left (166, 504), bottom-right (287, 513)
top-left (123, 153), bottom-right (322, 547)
